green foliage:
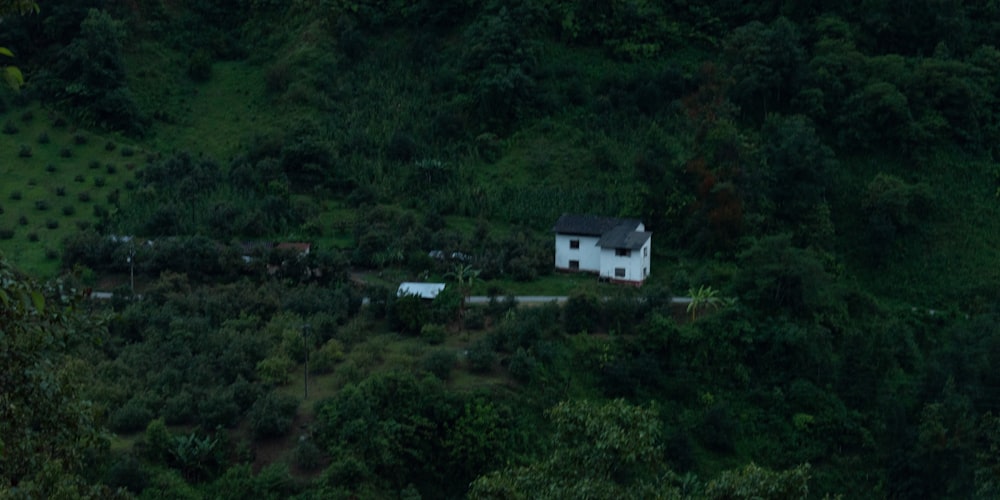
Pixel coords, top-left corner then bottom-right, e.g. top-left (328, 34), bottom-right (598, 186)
top-left (315, 371), bottom-right (476, 497)
top-left (109, 396), bottom-right (155, 433)
top-left (0, 257), bottom-right (116, 496)
top-left (733, 234), bottom-right (841, 320)
top-left (563, 290), bottom-right (601, 334)
top-left (294, 437), bottom-right (324, 471)
top-left (390, 294), bottom-right (427, 335)
top-left (703, 462), bottom-right (810, 499)
top-left (466, 337), bottom-right (497, 373)
top-left (40, 9), bottom-right (148, 135)
top-left (725, 17), bottom-right (805, 120)
top-left (420, 322), bottom-right (447, 345)
top-left (470, 399), bottom-right (677, 499)
top-left (422, 348), bottom-right (455, 380)
top-left (256, 355), bottom-right (294, 386)
top-left (187, 49), bottom-right (213, 82)
top-left (248, 391), bottom-right (298, 439)
top-left (754, 114), bottom-right (835, 234)
top-left (310, 338), bottom-right (346, 374)
top-left (862, 173), bottom-right (933, 262)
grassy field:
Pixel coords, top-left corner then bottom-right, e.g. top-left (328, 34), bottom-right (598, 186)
top-left (0, 105), bottom-right (142, 276)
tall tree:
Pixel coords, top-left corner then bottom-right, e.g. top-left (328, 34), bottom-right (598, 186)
top-left (0, 257), bottom-right (124, 498)
top-left (725, 17), bottom-right (805, 121)
top-left (469, 399), bottom-right (678, 499)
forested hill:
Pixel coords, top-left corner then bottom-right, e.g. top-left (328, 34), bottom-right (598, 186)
top-left (4, 1), bottom-right (1000, 498)
top-left (3, 1), bottom-right (999, 300)
top-left (8, 0), bottom-right (998, 301)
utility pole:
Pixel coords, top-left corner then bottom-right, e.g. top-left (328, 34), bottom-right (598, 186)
top-left (302, 323), bottom-right (311, 400)
top-left (127, 242), bottom-right (135, 296)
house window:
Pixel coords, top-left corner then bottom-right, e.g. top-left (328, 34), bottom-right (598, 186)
top-left (614, 267), bottom-right (626, 278)
top-left (570, 239), bottom-right (580, 249)
top-left (569, 260), bottom-right (580, 270)
top-left (643, 247), bottom-right (648, 257)
top-left (643, 267), bottom-right (648, 278)
top-left (615, 248), bottom-right (630, 257)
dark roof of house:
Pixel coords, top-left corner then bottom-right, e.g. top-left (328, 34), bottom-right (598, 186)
top-left (552, 214), bottom-right (641, 236)
top-left (597, 226), bottom-right (652, 250)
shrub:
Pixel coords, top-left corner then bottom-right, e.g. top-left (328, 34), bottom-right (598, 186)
top-left (55, 186), bottom-right (66, 197)
top-left (507, 347), bottom-right (537, 383)
top-left (422, 349), bottom-right (455, 380)
top-left (698, 403), bottom-right (739, 453)
top-left (106, 163), bottom-right (117, 174)
top-left (256, 355), bottom-right (293, 386)
top-left (0, 228), bottom-right (13, 239)
top-left (293, 438), bottom-right (323, 471)
top-left (188, 49), bottom-right (213, 82)
top-left (105, 454), bottom-right (148, 494)
top-left (46, 219), bottom-right (58, 229)
top-left (17, 215), bottom-right (27, 225)
top-left (62, 205), bottom-right (75, 216)
top-left (9, 190), bottom-right (21, 200)
top-left (75, 220), bottom-right (91, 230)
top-left (198, 389), bottom-right (240, 429)
top-left (94, 176), bottom-right (106, 187)
top-left (74, 174), bottom-right (85, 183)
top-left (248, 391), bottom-right (298, 439)
top-left (73, 133), bottom-right (87, 145)
top-left (59, 147), bottom-right (71, 158)
top-left (390, 294), bottom-right (427, 335)
top-left (310, 339), bottom-right (345, 374)
top-left (0, 205), bottom-right (3, 214)
top-left (44, 248), bottom-right (59, 260)
top-left (45, 163), bottom-right (56, 173)
top-left (2, 121), bottom-right (18, 134)
top-left (162, 391), bottom-right (196, 425)
top-left (563, 291), bottom-right (602, 334)
top-left (467, 338), bottom-right (496, 373)
top-left (420, 323), bottom-right (447, 345)
top-left (78, 192), bottom-right (90, 202)
top-left (121, 146), bottom-right (135, 157)
top-left (17, 144), bottom-right (31, 157)
top-left (53, 116), bottom-right (67, 128)
top-left (109, 399), bottom-right (154, 433)
top-left (125, 180), bottom-right (135, 190)
top-left (34, 200), bottom-right (49, 211)
top-left (105, 140), bottom-right (117, 151)
top-left (20, 110), bottom-right (32, 122)
top-left (88, 160), bottom-right (100, 169)
top-left (465, 307), bottom-right (486, 330)
top-left (27, 232), bottom-right (38, 242)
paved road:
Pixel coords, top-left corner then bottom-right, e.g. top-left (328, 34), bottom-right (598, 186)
top-left (466, 295), bottom-right (567, 304)
top-left (465, 296), bottom-right (693, 304)
top-left (90, 290), bottom-right (693, 305)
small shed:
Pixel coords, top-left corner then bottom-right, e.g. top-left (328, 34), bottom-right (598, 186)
top-left (397, 282), bottom-right (446, 300)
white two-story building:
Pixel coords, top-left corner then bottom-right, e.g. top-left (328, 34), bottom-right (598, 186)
top-left (553, 214), bottom-right (651, 285)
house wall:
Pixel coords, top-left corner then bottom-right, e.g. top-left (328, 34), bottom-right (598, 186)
top-left (598, 237), bottom-right (651, 283)
top-left (554, 233), bottom-right (601, 272)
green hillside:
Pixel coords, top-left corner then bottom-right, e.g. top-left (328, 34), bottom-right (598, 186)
top-left (4, 1), bottom-right (1000, 498)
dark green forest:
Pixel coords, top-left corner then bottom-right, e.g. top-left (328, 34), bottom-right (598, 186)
top-left (4, 0), bottom-right (1000, 498)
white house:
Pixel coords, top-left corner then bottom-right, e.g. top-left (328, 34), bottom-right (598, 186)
top-left (553, 214), bottom-right (651, 285)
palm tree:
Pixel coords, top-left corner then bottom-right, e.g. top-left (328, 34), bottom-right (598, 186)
top-left (445, 263), bottom-right (481, 328)
top-left (687, 285), bottom-right (722, 321)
